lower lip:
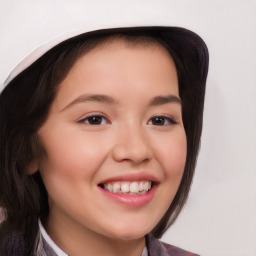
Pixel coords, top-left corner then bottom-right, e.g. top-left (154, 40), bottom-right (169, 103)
top-left (98, 185), bottom-right (157, 207)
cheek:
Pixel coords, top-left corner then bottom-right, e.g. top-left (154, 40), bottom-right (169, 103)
top-left (37, 129), bottom-right (109, 197)
top-left (148, 130), bottom-right (187, 223)
top-left (38, 131), bottom-right (108, 211)
top-left (39, 129), bottom-right (105, 173)
top-left (155, 129), bottom-right (187, 180)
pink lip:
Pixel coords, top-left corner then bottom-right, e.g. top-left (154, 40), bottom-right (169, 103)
top-left (99, 173), bottom-right (160, 184)
top-left (98, 185), bottom-right (157, 207)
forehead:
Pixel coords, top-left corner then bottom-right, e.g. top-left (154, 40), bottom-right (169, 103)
top-left (50, 38), bottom-right (179, 112)
top-left (68, 36), bottom-right (177, 81)
top-left (64, 39), bottom-right (176, 84)
top-left (47, 34), bottom-right (179, 99)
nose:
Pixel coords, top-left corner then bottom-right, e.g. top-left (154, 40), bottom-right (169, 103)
top-left (112, 124), bottom-right (153, 165)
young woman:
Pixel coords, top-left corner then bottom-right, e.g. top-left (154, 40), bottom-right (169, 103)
top-left (0, 3), bottom-right (208, 256)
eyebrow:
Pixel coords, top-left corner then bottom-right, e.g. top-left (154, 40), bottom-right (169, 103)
top-left (60, 94), bottom-right (118, 112)
top-left (149, 95), bottom-right (181, 106)
top-left (61, 93), bottom-right (181, 112)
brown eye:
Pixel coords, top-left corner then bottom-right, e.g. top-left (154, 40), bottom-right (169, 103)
top-left (79, 115), bottom-right (107, 125)
top-left (149, 116), bottom-right (176, 126)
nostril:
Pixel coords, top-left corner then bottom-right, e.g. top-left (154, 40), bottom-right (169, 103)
top-left (112, 145), bottom-right (152, 164)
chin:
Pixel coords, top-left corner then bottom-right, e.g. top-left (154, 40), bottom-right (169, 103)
top-left (103, 223), bottom-right (153, 241)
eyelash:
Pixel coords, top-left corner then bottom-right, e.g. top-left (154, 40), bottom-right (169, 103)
top-left (78, 114), bottom-right (177, 126)
top-left (78, 115), bottom-right (108, 125)
top-left (148, 116), bottom-right (177, 126)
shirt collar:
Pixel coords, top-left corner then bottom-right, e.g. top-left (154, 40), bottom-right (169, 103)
top-left (38, 219), bottom-right (68, 256)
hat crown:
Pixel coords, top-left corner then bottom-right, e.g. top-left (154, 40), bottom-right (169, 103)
top-left (0, 0), bottom-right (205, 92)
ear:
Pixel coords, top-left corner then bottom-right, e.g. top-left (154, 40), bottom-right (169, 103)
top-left (25, 160), bottom-right (39, 175)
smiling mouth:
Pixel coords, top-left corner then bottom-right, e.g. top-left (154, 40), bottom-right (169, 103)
top-left (99, 180), bottom-right (154, 195)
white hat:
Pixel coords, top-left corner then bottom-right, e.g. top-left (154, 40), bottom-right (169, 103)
top-left (0, 0), bottom-right (208, 93)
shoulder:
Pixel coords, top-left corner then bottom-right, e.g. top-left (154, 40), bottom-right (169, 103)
top-left (162, 242), bottom-right (200, 256)
top-left (146, 233), bottom-right (200, 256)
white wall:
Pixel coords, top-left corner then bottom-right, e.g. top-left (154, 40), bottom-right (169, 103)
top-left (162, 1), bottom-right (256, 256)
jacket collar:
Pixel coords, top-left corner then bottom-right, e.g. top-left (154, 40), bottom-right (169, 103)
top-left (146, 233), bottom-right (169, 256)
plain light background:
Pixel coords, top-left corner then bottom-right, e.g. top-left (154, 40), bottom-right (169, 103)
top-left (1, 1), bottom-right (255, 256)
top-left (161, 1), bottom-right (256, 256)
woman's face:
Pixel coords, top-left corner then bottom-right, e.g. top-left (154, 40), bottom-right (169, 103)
top-left (38, 40), bottom-right (187, 242)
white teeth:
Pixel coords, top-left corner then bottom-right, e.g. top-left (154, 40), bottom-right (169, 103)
top-left (103, 180), bottom-right (152, 194)
top-left (121, 182), bottom-right (130, 193)
top-left (106, 183), bottom-right (113, 192)
top-left (113, 183), bottom-right (121, 193)
top-left (130, 182), bottom-right (139, 193)
top-left (143, 181), bottom-right (151, 191)
top-left (139, 182), bottom-right (144, 191)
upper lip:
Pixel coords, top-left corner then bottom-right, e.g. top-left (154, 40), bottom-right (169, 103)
top-left (98, 172), bottom-right (160, 185)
